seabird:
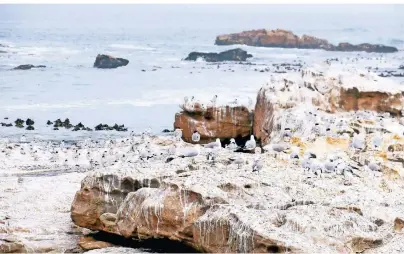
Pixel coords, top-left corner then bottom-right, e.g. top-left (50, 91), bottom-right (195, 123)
top-left (243, 135), bottom-right (256, 151)
top-left (192, 131), bottom-right (200, 143)
top-left (204, 138), bottom-right (221, 149)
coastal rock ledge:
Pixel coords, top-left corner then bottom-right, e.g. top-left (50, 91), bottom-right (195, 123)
top-left (174, 103), bottom-right (253, 143)
top-left (215, 29), bottom-right (398, 53)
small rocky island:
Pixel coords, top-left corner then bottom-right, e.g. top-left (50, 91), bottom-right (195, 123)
top-left (93, 54), bottom-right (129, 69)
top-left (184, 48), bottom-right (253, 62)
top-left (215, 29), bottom-right (398, 53)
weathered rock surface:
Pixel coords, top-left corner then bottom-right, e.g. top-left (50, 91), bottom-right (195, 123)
top-left (12, 64), bottom-right (46, 70)
top-left (174, 105), bottom-right (253, 143)
top-left (254, 67), bottom-right (404, 145)
top-left (215, 29), bottom-right (398, 53)
top-left (184, 48), bottom-right (253, 62)
top-left (79, 235), bottom-right (114, 250)
top-left (94, 54), bottom-right (129, 69)
top-left (70, 131), bottom-right (404, 253)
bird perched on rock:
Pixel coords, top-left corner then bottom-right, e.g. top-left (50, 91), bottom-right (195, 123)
top-left (351, 132), bottom-right (365, 150)
top-left (243, 135), bottom-right (256, 151)
top-left (192, 131), bottom-right (200, 143)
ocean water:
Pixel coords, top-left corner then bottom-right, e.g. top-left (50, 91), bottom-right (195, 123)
top-left (0, 4), bottom-right (404, 141)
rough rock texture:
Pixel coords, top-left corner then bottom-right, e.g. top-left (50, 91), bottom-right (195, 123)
top-left (184, 48), bottom-right (253, 62)
top-left (173, 105), bottom-right (253, 143)
top-left (79, 236), bottom-right (114, 250)
top-left (12, 64), bottom-right (46, 70)
top-left (93, 54), bottom-right (129, 69)
top-left (215, 29), bottom-right (398, 53)
top-left (70, 130), bottom-right (404, 253)
top-left (254, 67), bottom-right (404, 145)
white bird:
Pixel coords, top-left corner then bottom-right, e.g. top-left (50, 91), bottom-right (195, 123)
top-left (263, 143), bottom-right (289, 153)
top-left (229, 155), bottom-right (245, 169)
top-left (226, 138), bottom-right (239, 151)
top-left (210, 95), bottom-right (218, 105)
top-left (174, 129), bottom-right (183, 142)
top-left (177, 145), bottom-right (201, 157)
top-left (20, 135), bottom-right (26, 143)
top-left (229, 98), bottom-right (238, 106)
top-left (243, 135), bottom-right (256, 151)
top-left (352, 133), bottom-right (365, 150)
top-left (371, 135), bottom-right (382, 150)
top-left (191, 131), bottom-right (200, 143)
top-left (204, 138), bottom-right (221, 149)
top-left (252, 157), bottom-right (263, 172)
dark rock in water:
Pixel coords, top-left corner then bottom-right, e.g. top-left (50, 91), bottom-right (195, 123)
top-left (26, 125), bottom-right (35, 130)
top-left (12, 64), bottom-right (46, 70)
top-left (162, 129), bottom-right (171, 133)
top-left (1, 122), bottom-right (12, 127)
top-left (399, 65), bottom-right (404, 70)
top-left (85, 127), bottom-right (93, 131)
top-left (53, 127), bottom-right (59, 131)
top-left (184, 48), bottom-right (253, 62)
top-left (15, 118), bottom-right (24, 128)
top-left (54, 119), bottom-right (63, 128)
top-left (76, 122), bottom-right (84, 128)
top-left (63, 118), bottom-right (70, 127)
top-left (4, 117), bottom-right (8, 120)
top-left (93, 54), bottom-right (129, 69)
top-left (95, 124), bottom-right (106, 131)
top-left (0, 50), bottom-right (6, 54)
top-left (72, 126), bottom-right (81, 131)
top-left (141, 69), bottom-right (146, 72)
top-left (333, 42), bottom-right (398, 53)
top-left (46, 120), bottom-right (53, 125)
top-left (26, 118), bottom-right (35, 126)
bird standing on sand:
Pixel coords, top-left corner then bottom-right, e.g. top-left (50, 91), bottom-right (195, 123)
top-left (252, 156), bottom-right (263, 172)
top-left (174, 129), bottom-right (183, 142)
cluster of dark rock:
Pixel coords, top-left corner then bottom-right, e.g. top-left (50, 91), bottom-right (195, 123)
top-left (94, 123), bottom-right (128, 132)
top-left (0, 118), bottom-right (36, 130)
top-left (47, 118), bottom-right (93, 131)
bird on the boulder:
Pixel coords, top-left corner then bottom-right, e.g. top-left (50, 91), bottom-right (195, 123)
top-left (192, 131), bottom-right (200, 143)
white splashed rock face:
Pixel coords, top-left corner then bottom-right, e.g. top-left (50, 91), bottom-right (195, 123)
top-left (254, 66), bottom-right (404, 145)
top-left (69, 132), bottom-right (404, 253)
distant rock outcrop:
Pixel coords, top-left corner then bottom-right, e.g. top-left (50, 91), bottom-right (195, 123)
top-left (12, 64), bottom-right (46, 70)
top-left (184, 48), bottom-right (252, 62)
top-left (215, 29), bottom-right (398, 53)
top-left (93, 54), bottom-right (129, 69)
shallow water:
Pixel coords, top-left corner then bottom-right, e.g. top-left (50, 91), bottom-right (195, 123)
top-left (0, 4), bottom-right (404, 141)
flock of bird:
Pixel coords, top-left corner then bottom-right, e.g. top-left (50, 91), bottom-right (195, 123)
top-left (182, 95), bottom-right (254, 112)
top-left (0, 101), bottom-right (401, 181)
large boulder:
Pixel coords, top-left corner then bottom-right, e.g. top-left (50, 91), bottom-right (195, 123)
top-left (173, 104), bottom-right (253, 143)
top-left (215, 29), bottom-right (398, 53)
top-left (12, 64), bottom-right (46, 70)
top-left (253, 67), bottom-right (404, 145)
top-left (184, 48), bottom-right (252, 62)
top-left (93, 54), bottom-right (129, 69)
